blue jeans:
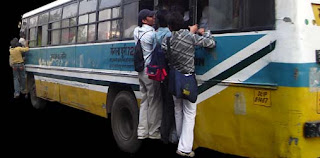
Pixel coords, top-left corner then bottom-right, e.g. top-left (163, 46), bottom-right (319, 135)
top-left (12, 63), bottom-right (26, 95)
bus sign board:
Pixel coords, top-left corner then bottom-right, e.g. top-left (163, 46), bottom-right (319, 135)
top-left (312, 3), bottom-right (320, 26)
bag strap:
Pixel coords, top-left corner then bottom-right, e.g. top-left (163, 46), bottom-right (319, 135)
top-left (137, 30), bottom-right (152, 40)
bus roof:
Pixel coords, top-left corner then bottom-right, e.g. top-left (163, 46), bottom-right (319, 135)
top-left (22, 0), bottom-right (73, 19)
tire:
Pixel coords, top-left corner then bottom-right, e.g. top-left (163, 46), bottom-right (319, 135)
top-left (28, 76), bottom-right (47, 110)
top-left (111, 91), bottom-right (141, 153)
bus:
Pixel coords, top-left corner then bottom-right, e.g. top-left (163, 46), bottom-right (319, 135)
top-left (20, 0), bottom-right (320, 157)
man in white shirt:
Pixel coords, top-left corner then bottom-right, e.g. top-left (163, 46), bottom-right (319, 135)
top-left (133, 9), bottom-right (163, 140)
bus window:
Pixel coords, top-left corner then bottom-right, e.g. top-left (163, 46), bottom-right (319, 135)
top-left (79, 0), bottom-right (97, 15)
top-left (78, 0), bottom-right (98, 43)
top-left (204, 0), bottom-right (239, 31)
top-left (37, 26), bottom-right (42, 46)
top-left (38, 12), bottom-right (49, 46)
top-left (78, 13), bottom-right (97, 43)
top-left (49, 8), bottom-right (62, 22)
top-left (123, 0), bottom-right (153, 39)
top-left (157, 0), bottom-right (194, 28)
top-left (49, 8), bottom-right (62, 45)
top-left (199, 0), bottom-right (275, 33)
top-left (62, 3), bottom-right (78, 19)
top-left (20, 19), bottom-right (28, 35)
top-left (61, 3), bottom-right (78, 44)
top-left (98, 0), bottom-right (122, 41)
top-left (123, 0), bottom-right (139, 39)
top-left (41, 25), bottom-right (48, 46)
top-left (242, 0), bottom-right (275, 30)
top-left (99, 0), bottom-right (121, 9)
top-left (28, 16), bottom-right (38, 47)
top-left (61, 18), bottom-right (77, 44)
top-left (49, 22), bottom-right (61, 45)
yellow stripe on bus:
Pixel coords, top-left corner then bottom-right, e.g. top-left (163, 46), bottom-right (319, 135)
top-left (35, 80), bottom-right (108, 118)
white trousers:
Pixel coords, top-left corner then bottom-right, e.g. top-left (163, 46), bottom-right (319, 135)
top-left (137, 69), bottom-right (163, 138)
top-left (173, 96), bottom-right (197, 153)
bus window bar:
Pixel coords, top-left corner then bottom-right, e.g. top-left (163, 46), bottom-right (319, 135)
top-left (316, 50), bottom-right (320, 64)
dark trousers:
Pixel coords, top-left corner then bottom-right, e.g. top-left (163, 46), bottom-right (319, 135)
top-left (160, 76), bottom-right (176, 144)
top-left (12, 63), bottom-right (26, 95)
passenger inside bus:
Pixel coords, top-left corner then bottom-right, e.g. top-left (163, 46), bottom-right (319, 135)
top-left (197, 0), bottom-right (240, 31)
top-left (156, 0), bottom-right (241, 31)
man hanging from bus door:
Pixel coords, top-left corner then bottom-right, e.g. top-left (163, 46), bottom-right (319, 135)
top-left (162, 11), bottom-right (216, 157)
top-left (153, 9), bottom-right (179, 144)
top-left (134, 9), bottom-right (163, 140)
top-left (9, 38), bottom-right (29, 99)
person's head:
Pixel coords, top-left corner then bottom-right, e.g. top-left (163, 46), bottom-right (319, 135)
top-left (167, 11), bottom-right (184, 31)
top-left (156, 9), bottom-right (169, 27)
top-left (10, 38), bottom-right (19, 48)
top-left (19, 31), bottom-right (25, 38)
top-left (138, 9), bottom-right (156, 27)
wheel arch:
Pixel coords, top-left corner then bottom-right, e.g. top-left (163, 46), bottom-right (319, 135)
top-left (106, 82), bottom-right (137, 114)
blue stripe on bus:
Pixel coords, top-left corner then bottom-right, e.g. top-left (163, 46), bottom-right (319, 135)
top-left (245, 62), bottom-right (320, 87)
top-left (28, 35), bottom-right (320, 88)
top-left (26, 35), bottom-right (264, 72)
top-left (195, 34), bottom-right (265, 75)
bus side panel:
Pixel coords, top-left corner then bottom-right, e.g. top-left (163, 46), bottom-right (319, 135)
top-left (28, 45), bottom-right (109, 118)
top-left (26, 49), bottom-right (47, 66)
top-left (75, 43), bottom-right (135, 71)
top-left (194, 61), bottom-right (320, 157)
top-left (194, 86), bottom-right (320, 158)
top-left (59, 82), bottom-right (107, 118)
top-left (35, 77), bottom-right (60, 101)
top-left (47, 46), bottom-right (76, 67)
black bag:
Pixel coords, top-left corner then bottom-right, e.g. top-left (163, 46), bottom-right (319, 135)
top-left (134, 31), bottom-right (151, 72)
top-left (168, 69), bottom-right (198, 103)
top-left (166, 36), bottom-right (198, 103)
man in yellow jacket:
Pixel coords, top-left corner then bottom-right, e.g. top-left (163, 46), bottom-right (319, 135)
top-left (9, 38), bottom-right (29, 98)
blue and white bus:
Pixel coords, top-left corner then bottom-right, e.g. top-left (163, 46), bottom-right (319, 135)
top-left (21, 0), bottom-right (320, 157)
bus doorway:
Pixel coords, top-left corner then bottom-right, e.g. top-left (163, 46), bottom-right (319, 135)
top-left (155, 0), bottom-right (196, 28)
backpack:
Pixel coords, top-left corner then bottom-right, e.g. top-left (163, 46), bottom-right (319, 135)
top-left (134, 31), bottom-right (151, 72)
top-left (146, 37), bottom-right (168, 82)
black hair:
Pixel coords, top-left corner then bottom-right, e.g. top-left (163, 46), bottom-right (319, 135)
top-left (138, 17), bottom-right (143, 27)
top-left (167, 11), bottom-right (184, 31)
top-left (156, 9), bottom-right (168, 27)
top-left (10, 38), bottom-right (19, 48)
top-left (19, 32), bottom-right (25, 38)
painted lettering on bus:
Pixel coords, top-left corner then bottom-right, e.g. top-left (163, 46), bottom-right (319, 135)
top-left (110, 46), bottom-right (134, 56)
top-left (50, 52), bottom-right (66, 60)
top-left (109, 46), bottom-right (135, 69)
top-left (254, 89), bottom-right (271, 107)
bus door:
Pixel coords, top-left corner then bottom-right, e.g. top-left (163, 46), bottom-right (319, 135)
top-left (155, 0), bottom-right (197, 27)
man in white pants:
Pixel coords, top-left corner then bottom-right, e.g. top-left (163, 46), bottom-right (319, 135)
top-left (134, 9), bottom-right (163, 140)
top-left (162, 11), bottom-right (216, 157)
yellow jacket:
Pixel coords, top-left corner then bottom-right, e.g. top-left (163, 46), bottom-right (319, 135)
top-left (9, 47), bottom-right (29, 65)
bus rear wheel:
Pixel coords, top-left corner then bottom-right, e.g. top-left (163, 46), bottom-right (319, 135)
top-left (111, 91), bottom-right (141, 153)
top-left (28, 75), bottom-right (47, 110)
